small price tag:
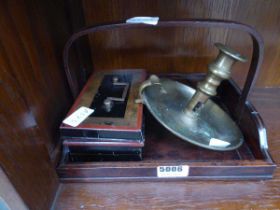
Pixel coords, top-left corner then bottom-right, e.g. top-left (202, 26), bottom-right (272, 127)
top-left (157, 165), bottom-right (189, 178)
top-left (63, 106), bottom-right (94, 127)
top-left (126, 16), bottom-right (159, 25)
top-left (209, 138), bottom-right (230, 147)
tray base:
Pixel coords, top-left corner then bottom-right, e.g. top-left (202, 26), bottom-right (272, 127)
top-left (57, 74), bottom-right (276, 182)
top-left (57, 110), bottom-right (275, 182)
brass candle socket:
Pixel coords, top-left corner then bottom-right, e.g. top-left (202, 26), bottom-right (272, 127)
top-left (185, 43), bottom-right (247, 113)
top-left (138, 43), bottom-right (248, 150)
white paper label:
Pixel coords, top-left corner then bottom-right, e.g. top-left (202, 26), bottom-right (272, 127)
top-left (126, 16), bottom-right (159, 25)
top-left (157, 165), bottom-right (189, 178)
top-left (63, 106), bottom-right (94, 127)
top-left (209, 138), bottom-right (230, 147)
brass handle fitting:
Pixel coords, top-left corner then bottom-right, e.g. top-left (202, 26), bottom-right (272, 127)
top-left (135, 75), bottom-right (160, 104)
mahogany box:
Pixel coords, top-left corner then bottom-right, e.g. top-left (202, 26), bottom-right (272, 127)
top-left (60, 69), bottom-right (146, 161)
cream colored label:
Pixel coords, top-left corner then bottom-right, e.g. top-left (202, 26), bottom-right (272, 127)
top-left (209, 138), bottom-right (230, 147)
top-left (157, 165), bottom-right (189, 178)
top-left (126, 17), bottom-right (159, 25)
top-left (63, 106), bottom-right (94, 127)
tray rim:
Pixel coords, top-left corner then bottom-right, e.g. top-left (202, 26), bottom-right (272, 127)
top-left (57, 73), bottom-right (276, 182)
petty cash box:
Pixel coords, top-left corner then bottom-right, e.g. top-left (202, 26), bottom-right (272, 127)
top-left (60, 69), bottom-right (146, 161)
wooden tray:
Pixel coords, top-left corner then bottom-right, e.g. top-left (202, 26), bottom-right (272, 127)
top-left (57, 74), bottom-right (276, 182)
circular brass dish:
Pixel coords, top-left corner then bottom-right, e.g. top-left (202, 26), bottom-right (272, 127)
top-left (141, 78), bottom-right (244, 151)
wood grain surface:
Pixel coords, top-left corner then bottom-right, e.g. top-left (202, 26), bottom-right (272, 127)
top-left (0, 1), bottom-right (73, 209)
top-left (1, 1), bottom-right (279, 209)
top-left (81, 0), bottom-right (280, 88)
top-left (53, 88), bottom-right (280, 209)
top-left (0, 1), bottom-right (72, 154)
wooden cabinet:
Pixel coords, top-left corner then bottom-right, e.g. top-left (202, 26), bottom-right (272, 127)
top-left (0, 1), bottom-right (279, 209)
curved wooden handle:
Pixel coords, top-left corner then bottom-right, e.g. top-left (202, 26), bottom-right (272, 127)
top-left (63, 19), bottom-right (264, 117)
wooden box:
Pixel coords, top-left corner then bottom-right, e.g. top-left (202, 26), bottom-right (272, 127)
top-left (59, 69), bottom-right (146, 161)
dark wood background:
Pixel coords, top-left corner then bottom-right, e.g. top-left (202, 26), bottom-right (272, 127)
top-left (81, 0), bottom-right (280, 88)
top-left (0, 0), bottom-right (280, 209)
top-left (0, 1), bottom-right (72, 209)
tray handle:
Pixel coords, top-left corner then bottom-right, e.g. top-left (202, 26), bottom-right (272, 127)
top-left (63, 19), bottom-right (264, 117)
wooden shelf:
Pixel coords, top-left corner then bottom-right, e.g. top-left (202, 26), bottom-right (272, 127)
top-left (53, 88), bottom-right (280, 209)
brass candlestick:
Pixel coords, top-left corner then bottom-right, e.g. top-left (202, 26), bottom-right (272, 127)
top-left (185, 43), bottom-right (247, 113)
top-left (138, 43), bottom-right (247, 150)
